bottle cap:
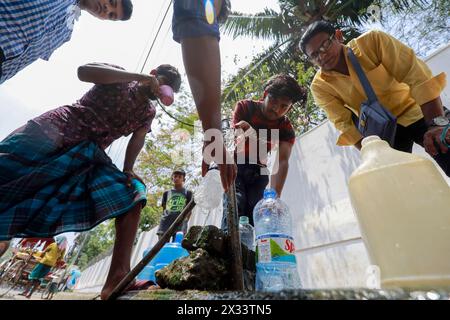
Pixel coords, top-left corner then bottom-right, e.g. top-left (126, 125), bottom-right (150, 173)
top-left (263, 188), bottom-right (277, 199)
top-left (361, 135), bottom-right (382, 148)
top-left (174, 231), bottom-right (184, 243)
top-left (239, 216), bottom-right (249, 224)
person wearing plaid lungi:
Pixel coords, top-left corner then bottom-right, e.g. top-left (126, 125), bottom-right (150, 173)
top-left (0, 0), bottom-right (134, 84)
top-left (0, 62), bottom-right (181, 299)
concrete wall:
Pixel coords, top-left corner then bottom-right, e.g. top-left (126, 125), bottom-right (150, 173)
top-left (75, 42), bottom-right (450, 293)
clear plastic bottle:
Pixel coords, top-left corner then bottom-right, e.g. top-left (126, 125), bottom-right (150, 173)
top-left (253, 188), bottom-right (301, 292)
top-left (194, 167), bottom-right (223, 213)
top-left (239, 216), bottom-right (255, 251)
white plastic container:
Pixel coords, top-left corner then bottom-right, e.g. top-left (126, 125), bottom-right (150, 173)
top-left (349, 136), bottom-right (450, 288)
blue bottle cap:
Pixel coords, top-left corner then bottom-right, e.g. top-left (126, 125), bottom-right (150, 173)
top-left (174, 231), bottom-right (184, 243)
top-left (263, 188), bottom-right (277, 199)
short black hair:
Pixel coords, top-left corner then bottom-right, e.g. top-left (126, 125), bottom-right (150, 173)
top-left (172, 169), bottom-right (186, 178)
top-left (263, 74), bottom-right (307, 105)
top-left (156, 64), bottom-right (181, 93)
top-left (299, 20), bottom-right (335, 54)
top-left (121, 0), bottom-right (133, 21)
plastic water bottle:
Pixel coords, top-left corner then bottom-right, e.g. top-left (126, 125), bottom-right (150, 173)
top-left (194, 167), bottom-right (223, 213)
top-left (137, 232), bottom-right (189, 282)
top-left (239, 216), bottom-right (255, 251)
top-left (253, 188), bottom-right (301, 292)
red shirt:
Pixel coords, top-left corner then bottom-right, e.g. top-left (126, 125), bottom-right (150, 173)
top-left (232, 99), bottom-right (295, 165)
top-left (18, 238), bottom-right (54, 250)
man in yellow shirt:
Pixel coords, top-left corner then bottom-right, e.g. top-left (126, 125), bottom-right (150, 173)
top-left (19, 236), bottom-right (67, 299)
top-left (300, 21), bottom-right (449, 176)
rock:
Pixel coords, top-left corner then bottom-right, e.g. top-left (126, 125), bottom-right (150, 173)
top-left (240, 244), bottom-right (256, 291)
top-left (155, 248), bottom-right (229, 291)
top-left (169, 225), bottom-right (256, 291)
top-left (181, 226), bottom-right (202, 251)
top-left (243, 269), bottom-right (255, 292)
top-left (182, 225), bottom-right (227, 257)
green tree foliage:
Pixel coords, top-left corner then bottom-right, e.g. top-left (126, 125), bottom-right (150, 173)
top-left (136, 84), bottom-right (202, 232)
top-left (375, 0), bottom-right (450, 58)
top-left (74, 221), bottom-right (115, 270)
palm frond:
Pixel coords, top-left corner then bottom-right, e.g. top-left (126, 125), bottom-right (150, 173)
top-left (222, 9), bottom-right (288, 41)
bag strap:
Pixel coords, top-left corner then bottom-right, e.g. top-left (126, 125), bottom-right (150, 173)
top-left (347, 48), bottom-right (378, 104)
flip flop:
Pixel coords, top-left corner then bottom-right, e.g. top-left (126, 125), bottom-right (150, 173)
top-left (124, 279), bottom-right (155, 292)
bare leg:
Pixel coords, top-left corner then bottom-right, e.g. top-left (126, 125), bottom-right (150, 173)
top-left (181, 36), bottom-right (236, 190)
top-left (181, 36), bottom-right (222, 133)
top-left (0, 241), bottom-right (10, 259)
top-left (100, 204), bottom-right (141, 300)
top-left (25, 280), bottom-right (40, 298)
top-left (19, 281), bottom-right (33, 296)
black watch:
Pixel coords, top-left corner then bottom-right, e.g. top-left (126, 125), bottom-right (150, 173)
top-left (429, 115), bottom-right (450, 127)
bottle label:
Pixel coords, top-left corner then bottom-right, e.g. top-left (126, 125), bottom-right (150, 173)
top-left (256, 233), bottom-right (297, 263)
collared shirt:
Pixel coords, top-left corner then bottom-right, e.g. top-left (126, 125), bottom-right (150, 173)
top-left (311, 30), bottom-right (447, 146)
top-left (0, 0), bottom-right (79, 84)
top-left (39, 242), bottom-right (65, 267)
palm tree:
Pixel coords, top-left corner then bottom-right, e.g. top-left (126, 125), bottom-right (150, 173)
top-left (221, 0), bottom-right (426, 131)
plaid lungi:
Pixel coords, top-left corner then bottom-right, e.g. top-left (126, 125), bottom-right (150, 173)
top-left (0, 121), bottom-right (147, 241)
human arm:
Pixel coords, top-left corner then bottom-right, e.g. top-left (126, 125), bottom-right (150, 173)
top-left (181, 37), bottom-right (236, 192)
top-left (270, 141), bottom-right (293, 197)
top-left (77, 63), bottom-right (159, 94)
top-left (123, 126), bottom-right (148, 186)
top-left (311, 80), bottom-right (363, 148)
top-left (366, 30), bottom-right (447, 153)
top-left (161, 191), bottom-right (168, 211)
top-left (183, 190), bottom-right (194, 221)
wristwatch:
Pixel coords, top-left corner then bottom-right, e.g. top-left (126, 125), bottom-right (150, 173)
top-left (429, 115), bottom-right (450, 127)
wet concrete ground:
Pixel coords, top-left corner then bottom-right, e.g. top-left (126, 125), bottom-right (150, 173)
top-left (124, 287), bottom-right (450, 301)
top-left (1, 287), bottom-right (449, 300)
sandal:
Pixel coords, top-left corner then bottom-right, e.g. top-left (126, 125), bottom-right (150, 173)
top-left (124, 279), bottom-right (155, 292)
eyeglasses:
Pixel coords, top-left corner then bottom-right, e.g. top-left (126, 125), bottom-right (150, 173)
top-left (307, 34), bottom-right (335, 62)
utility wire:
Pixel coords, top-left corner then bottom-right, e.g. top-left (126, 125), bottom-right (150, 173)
top-left (140, 0), bottom-right (173, 74)
top-left (112, 0), bottom-right (173, 161)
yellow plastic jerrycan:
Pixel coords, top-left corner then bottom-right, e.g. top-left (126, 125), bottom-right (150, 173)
top-left (348, 136), bottom-right (450, 289)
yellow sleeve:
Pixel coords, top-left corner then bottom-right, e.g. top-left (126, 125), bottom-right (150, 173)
top-left (365, 30), bottom-right (447, 106)
top-left (311, 80), bottom-right (363, 146)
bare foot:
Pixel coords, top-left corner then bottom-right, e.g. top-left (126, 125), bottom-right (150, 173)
top-left (100, 271), bottom-right (129, 300)
top-left (147, 285), bottom-right (160, 291)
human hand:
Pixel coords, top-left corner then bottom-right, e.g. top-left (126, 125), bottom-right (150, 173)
top-left (234, 120), bottom-right (252, 131)
top-left (137, 74), bottom-right (159, 97)
top-left (123, 170), bottom-right (146, 188)
top-left (202, 141), bottom-right (237, 192)
top-left (423, 126), bottom-right (449, 156)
